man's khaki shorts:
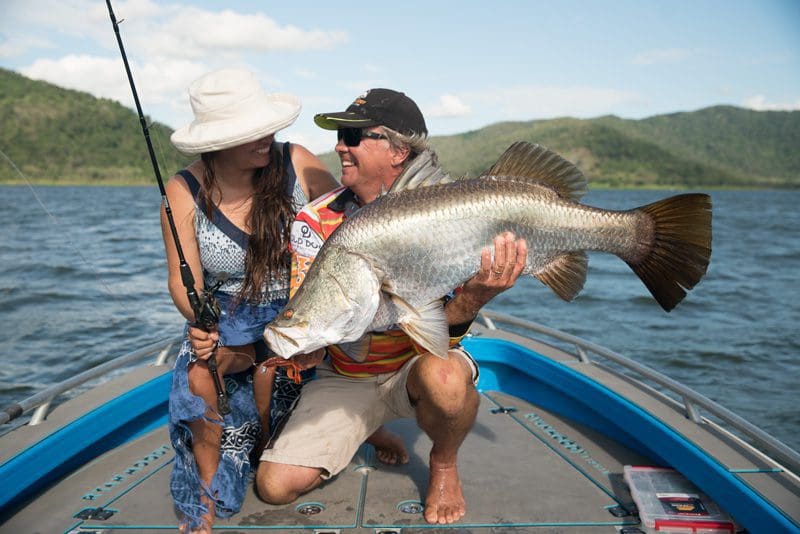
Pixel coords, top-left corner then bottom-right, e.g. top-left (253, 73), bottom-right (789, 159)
top-left (260, 347), bottom-right (478, 478)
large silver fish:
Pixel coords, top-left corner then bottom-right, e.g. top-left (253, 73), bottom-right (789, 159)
top-left (264, 142), bottom-right (712, 359)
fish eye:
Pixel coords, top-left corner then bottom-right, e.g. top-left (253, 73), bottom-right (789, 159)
top-left (284, 309), bottom-right (294, 319)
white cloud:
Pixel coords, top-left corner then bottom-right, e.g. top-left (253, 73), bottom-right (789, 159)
top-left (145, 7), bottom-right (347, 60)
top-left (743, 95), bottom-right (800, 111)
top-left (427, 94), bottom-right (472, 118)
top-left (21, 55), bottom-right (132, 102)
top-left (7, 0), bottom-right (347, 56)
top-left (0, 34), bottom-right (54, 59)
top-left (19, 54), bottom-right (207, 127)
top-left (107, 0), bottom-right (166, 20)
top-left (7, 1), bottom-right (351, 130)
top-left (2, 1), bottom-right (108, 56)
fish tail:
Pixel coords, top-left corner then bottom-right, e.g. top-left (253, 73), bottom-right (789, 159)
top-left (626, 193), bottom-right (712, 311)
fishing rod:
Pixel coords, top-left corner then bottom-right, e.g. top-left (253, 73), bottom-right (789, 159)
top-left (105, 0), bottom-right (230, 414)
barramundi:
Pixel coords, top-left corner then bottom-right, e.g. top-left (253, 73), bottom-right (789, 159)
top-left (263, 142), bottom-right (712, 359)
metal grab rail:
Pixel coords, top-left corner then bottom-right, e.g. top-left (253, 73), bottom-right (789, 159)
top-left (476, 309), bottom-right (800, 476)
top-left (0, 336), bottom-right (181, 426)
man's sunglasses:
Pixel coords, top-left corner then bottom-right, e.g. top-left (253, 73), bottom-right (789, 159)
top-left (337, 128), bottom-right (388, 147)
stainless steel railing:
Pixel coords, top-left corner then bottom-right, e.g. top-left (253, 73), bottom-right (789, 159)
top-left (3, 312), bottom-right (798, 476)
top-left (476, 309), bottom-right (800, 476)
top-left (0, 336), bottom-right (181, 426)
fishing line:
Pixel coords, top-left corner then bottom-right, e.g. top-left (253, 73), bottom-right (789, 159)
top-left (0, 148), bottom-right (118, 298)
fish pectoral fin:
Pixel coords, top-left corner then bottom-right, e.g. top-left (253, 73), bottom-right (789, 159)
top-left (381, 285), bottom-right (421, 318)
top-left (534, 252), bottom-right (588, 302)
top-left (396, 299), bottom-right (450, 359)
top-left (338, 335), bottom-right (372, 362)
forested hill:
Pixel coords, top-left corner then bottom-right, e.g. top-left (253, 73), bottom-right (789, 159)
top-left (2, 67), bottom-right (798, 187)
top-left (423, 106), bottom-right (800, 188)
top-left (0, 67), bottom-right (190, 184)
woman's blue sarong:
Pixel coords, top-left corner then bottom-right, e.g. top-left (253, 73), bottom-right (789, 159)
top-left (169, 327), bottom-right (312, 529)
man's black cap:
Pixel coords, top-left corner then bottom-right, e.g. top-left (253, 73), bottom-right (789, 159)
top-left (314, 88), bottom-right (427, 136)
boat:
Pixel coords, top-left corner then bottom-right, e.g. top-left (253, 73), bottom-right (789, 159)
top-left (1, 309), bottom-right (798, 533)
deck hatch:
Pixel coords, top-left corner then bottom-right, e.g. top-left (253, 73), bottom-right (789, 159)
top-left (74, 506), bottom-right (116, 520)
top-left (296, 502), bottom-right (326, 515)
top-left (396, 500), bottom-right (423, 514)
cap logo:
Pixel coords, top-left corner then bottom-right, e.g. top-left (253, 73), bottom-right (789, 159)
top-left (351, 90), bottom-right (371, 107)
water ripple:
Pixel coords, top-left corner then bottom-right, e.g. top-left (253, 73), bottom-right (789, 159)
top-left (1, 186), bottom-right (798, 452)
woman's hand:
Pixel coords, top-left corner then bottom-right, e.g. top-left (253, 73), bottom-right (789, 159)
top-left (188, 325), bottom-right (219, 361)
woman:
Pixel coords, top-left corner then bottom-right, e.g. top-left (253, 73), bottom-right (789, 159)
top-left (162, 68), bottom-right (337, 533)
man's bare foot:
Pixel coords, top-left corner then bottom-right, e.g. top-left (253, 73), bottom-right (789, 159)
top-left (424, 462), bottom-right (466, 524)
top-left (366, 426), bottom-right (409, 465)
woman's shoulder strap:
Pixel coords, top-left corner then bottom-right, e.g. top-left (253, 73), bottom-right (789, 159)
top-left (176, 169), bottom-right (202, 200)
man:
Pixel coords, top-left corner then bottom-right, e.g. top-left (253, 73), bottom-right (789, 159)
top-left (255, 89), bottom-right (527, 525)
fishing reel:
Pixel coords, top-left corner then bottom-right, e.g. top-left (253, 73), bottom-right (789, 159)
top-left (189, 276), bottom-right (226, 331)
top-left (187, 274), bottom-right (231, 415)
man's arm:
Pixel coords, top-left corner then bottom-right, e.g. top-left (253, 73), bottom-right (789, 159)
top-left (445, 232), bottom-right (528, 335)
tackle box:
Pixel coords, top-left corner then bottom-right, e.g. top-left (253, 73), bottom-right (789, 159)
top-left (623, 466), bottom-right (737, 533)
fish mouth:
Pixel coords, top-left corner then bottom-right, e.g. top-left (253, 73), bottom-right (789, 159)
top-left (263, 326), bottom-right (300, 359)
top-left (270, 327), bottom-right (300, 349)
top-left (264, 324), bottom-right (322, 359)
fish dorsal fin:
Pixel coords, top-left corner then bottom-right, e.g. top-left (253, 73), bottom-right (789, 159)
top-left (486, 142), bottom-right (587, 201)
top-left (390, 296), bottom-right (450, 359)
top-left (534, 252), bottom-right (589, 301)
top-left (387, 149), bottom-right (455, 194)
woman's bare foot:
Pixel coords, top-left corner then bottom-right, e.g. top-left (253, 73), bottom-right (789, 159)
top-left (366, 426), bottom-right (409, 465)
top-left (179, 493), bottom-right (214, 533)
top-left (423, 461), bottom-right (466, 524)
top-left (179, 517), bottom-right (212, 534)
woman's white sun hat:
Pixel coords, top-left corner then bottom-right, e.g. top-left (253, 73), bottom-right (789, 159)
top-left (170, 68), bottom-right (301, 155)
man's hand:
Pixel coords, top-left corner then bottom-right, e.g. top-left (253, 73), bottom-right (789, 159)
top-left (188, 324), bottom-right (219, 360)
top-left (469, 231), bottom-right (527, 294)
top-left (446, 232), bottom-right (527, 325)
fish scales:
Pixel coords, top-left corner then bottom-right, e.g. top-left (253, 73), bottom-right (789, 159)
top-left (327, 178), bottom-right (645, 310)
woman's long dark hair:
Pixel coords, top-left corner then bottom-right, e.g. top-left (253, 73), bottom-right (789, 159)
top-left (200, 143), bottom-right (294, 303)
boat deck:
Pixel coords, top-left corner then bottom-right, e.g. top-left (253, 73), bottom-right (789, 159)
top-left (3, 321), bottom-right (799, 532)
top-left (4, 390), bottom-right (650, 533)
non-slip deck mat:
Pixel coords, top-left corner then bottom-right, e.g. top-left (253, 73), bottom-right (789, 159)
top-left (15, 391), bottom-right (643, 532)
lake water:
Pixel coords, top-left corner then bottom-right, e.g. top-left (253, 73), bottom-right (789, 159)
top-left (0, 185), bottom-right (798, 452)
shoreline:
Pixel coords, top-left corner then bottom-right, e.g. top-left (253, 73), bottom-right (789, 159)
top-left (0, 178), bottom-right (800, 191)
top-left (1, 180), bottom-right (794, 191)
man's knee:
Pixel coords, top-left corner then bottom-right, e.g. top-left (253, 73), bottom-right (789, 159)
top-left (255, 461), bottom-right (322, 505)
top-left (410, 351), bottom-right (476, 414)
top-left (255, 462), bottom-right (294, 505)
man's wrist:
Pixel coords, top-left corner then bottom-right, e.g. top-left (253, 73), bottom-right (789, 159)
top-left (445, 292), bottom-right (483, 325)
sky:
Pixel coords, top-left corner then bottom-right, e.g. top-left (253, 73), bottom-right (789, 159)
top-left (1, 0), bottom-right (799, 154)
